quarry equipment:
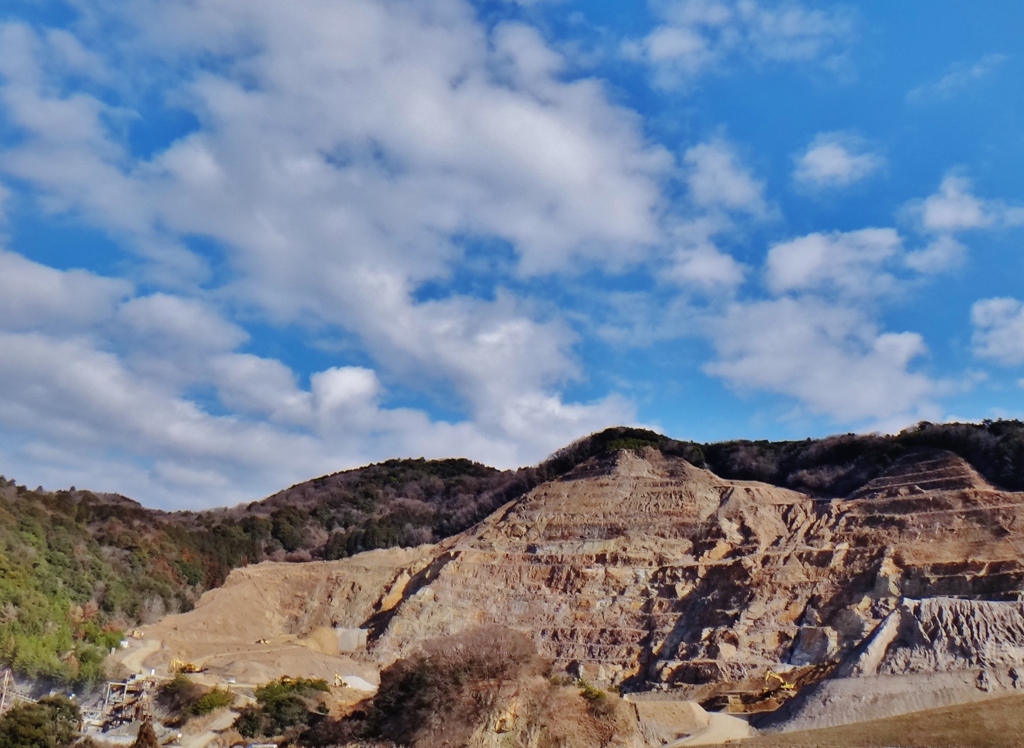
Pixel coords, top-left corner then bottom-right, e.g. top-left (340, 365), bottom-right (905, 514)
top-left (169, 659), bottom-right (204, 674)
top-left (99, 676), bottom-right (153, 731)
top-left (764, 671), bottom-right (796, 691)
top-left (0, 669), bottom-right (37, 715)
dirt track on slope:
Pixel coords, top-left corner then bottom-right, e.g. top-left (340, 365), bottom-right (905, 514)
top-left (745, 692), bottom-right (1024, 748)
top-left (107, 548), bottom-right (435, 687)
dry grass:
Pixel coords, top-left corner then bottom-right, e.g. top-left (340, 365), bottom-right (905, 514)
top-left (744, 693), bottom-right (1024, 748)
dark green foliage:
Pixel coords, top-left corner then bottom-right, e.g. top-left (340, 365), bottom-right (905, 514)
top-left (157, 673), bottom-right (204, 717)
top-left (188, 687), bottom-right (233, 716)
top-left (0, 458), bottom-right (519, 683)
top-left (253, 677), bottom-right (329, 703)
top-left (577, 680), bottom-right (615, 719)
top-left (0, 696), bottom-right (80, 748)
top-left (555, 421), bottom-right (1024, 497)
top-left (539, 427), bottom-right (707, 478)
top-left (157, 675), bottom-right (233, 722)
top-left (0, 487), bottom-right (129, 685)
top-left (235, 678), bottom-right (329, 738)
top-left (697, 420), bottom-right (1024, 496)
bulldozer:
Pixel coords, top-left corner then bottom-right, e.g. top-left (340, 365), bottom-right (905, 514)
top-left (169, 659), bottom-right (204, 674)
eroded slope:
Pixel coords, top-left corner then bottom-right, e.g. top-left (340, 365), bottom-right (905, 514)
top-left (371, 448), bottom-right (1024, 696)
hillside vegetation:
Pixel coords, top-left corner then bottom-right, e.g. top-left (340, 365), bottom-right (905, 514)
top-left (0, 458), bottom-right (520, 685)
top-left (6, 419), bottom-right (1024, 685)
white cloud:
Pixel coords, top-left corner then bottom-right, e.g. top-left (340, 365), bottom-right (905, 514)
top-left (0, 182), bottom-right (11, 222)
top-left (914, 175), bottom-right (993, 232)
top-left (0, 321), bottom-right (634, 508)
top-left (903, 235), bottom-right (967, 275)
top-left (209, 353), bottom-right (313, 426)
top-left (625, 0), bottom-right (853, 87)
top-left (907, 53), bottom-right (1008, 103)
top-left (793, 132), bottom-right (884, 189)
top-left (683, 138), bottom-right (767, 216)
top-left (906, 174), bottom-right (1024, 235)
top-left (704, 297), bottom-right (939, 426)
top-left (0, 248), bottom-right (132, 333)
top-left (971, 297), bottom-right (1024, 366)
top-left (116, 293), bottom-right (248, 352)
top-left (701, 223), bottom-right (963, 430)
top-left (0, 1), bottom-right (664, 505)
top-left (765, 228), bottom-right (901, 299)
top-left (670, 245), bottom-right (746, 289)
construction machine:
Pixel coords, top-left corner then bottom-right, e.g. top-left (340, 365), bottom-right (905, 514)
top-left (169, 659), bottom-right (204, 674)
top-left (764, 671), bottom-right (796, 691)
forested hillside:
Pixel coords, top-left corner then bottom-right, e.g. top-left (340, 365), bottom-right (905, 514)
top-left (0, 458), bottom-right (524, 686)
top-left (6, 419), bottom-right (1024, 685)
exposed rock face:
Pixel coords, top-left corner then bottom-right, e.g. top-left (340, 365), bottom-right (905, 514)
top-left (123, 447), bottom-right (1024, 710)
top-left (369, 448), bottom-right (1024, 694)
top-left (842, 597), bottom-right (1024, 678)
top-left (761, 597), bottom-right (1024, 731)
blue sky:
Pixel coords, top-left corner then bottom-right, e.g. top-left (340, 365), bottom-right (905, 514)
top-left (1, 0), bottom-right (1023, 508)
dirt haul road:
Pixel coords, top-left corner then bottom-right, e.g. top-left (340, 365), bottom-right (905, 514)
top-left (667, 713), bottom-right (754, 746)
top-left (106, 548), bottom-right (434, 687)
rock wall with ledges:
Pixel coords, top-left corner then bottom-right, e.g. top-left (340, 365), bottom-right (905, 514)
top-left (368, 448), bottom-right (1024, 692)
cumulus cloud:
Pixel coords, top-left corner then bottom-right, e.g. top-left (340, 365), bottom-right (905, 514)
top-left (0, 249), bottom-right (132, 332)
top-left (793, 132), bottom-right (884, 189)
top-left (116, 294), bottom-right (249, 352)
top-left (765, 228), bottom-right (901, 298)
top-left (971, 298), bottom-right (1024, 367)
top-left (907, 174), bottom-right (1024, 234)
top-left (903, 235), bottom-right (967, 275)
top-left (914, 175), bottom-right (993, 232)
top-left (907, 53), bottom-right (1008, 103)
top-left (669, 245), bottom-right (746, 290)
top-left (683, 139), bottom-right (767, 216)
top-left (0, 0), bottom-right (662, 505)
top-left (699, 224), bottom-right (959, 429)
top-left (624, 0), bottom-right (853, 87)
top-left (0, 314), bottom-right (635, 508)
top-left (704, 298), bottom-right (939, 427)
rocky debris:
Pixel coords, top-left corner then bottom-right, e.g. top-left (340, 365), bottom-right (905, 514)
top-left (759, 597), bottom-right (1024, 732)
top-left (840, 598), bottom-right (1024, 678)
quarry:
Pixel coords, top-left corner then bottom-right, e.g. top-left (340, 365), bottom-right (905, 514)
top-left (77, 444), bottom-right (1024, 747)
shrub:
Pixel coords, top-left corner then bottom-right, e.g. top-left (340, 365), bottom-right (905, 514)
top-left (0, 696), bottom-right (80, 748)
top-left (577, 680), bottom-right (616, 719)
top-left (158, 675), bottom-right (232, 721)
top-left (157, 673), bottom-right (204, 716)
top-left (235, 678), bottom-right (329, 738)
top-left (345, 626), bottom-right (543, 748)
top-left (189, 687), bottom-right (233, 716)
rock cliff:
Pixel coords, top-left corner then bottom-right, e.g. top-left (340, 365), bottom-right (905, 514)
top-left (121, 445), bottom-right (1024, 724)
top-left (369, 447), bottom-right (1024, 699)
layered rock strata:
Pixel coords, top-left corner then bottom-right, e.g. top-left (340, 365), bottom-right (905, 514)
top-left (370, 448), bottom-right (1024, 693)
top-left (124, 447), bottom-right (1024, 704)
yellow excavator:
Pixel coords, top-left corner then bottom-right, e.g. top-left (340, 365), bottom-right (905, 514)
top-left (764, 671), bottom-right (796, 691)
top-left (169, 658), bottom-right (204, 674)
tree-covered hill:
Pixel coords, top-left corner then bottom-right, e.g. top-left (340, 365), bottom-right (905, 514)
top-left (6, 418), bottom-right (1024, 685)
top-left (0, 458), bottom-right (526, 686)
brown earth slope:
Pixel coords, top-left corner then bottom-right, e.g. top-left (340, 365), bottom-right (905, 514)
top-left (372, 448), bottom-right (1024, 691)
top-left (117, 446), bottom-right (1024, 733)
